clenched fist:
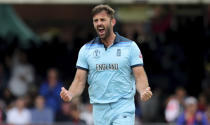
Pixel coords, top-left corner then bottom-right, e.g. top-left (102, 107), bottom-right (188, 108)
top-left (141, 87), bottom-right (152, 102)
top-left (60, 87), bottom-right (72, 102)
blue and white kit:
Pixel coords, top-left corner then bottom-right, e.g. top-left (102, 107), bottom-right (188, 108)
top-left (76, 32), bottom-right (143, 125)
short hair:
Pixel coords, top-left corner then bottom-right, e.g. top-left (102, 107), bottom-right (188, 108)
top-left (91, 4), bottom-right (115, 19)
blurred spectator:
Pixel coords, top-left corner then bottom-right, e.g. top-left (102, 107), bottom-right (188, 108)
top-left (165, 87), bottom-right (186, 122)
top-left (0, 88), bottom-right (15, 109)
top-left (8, 49), bottom-right (35, 97)
top-left (140, 89), bottom-right (161, 122)
top-left (176, 96), bottom-right (208, 125)
top-left (56, 102), bottom-right (72, 122)
top-left (80, 103), bottom-right (94, 125)
top-left (205, 104), bottom-right (210, 124)
top-left (24, 94), bottom-right (34, 108)
top-left (31, 95), bottom-right (54, 124)
top-left (165, 96), bottom-right (180, 123)
top-left (6, 97), bottom-right (31, 125)
top-left (151, 5), bottom-right (172, 35)
top-left (56, 98), bottom-right (86, 124)
top-left (69, 102), bottom-right (86, 125)
top-left (39, 68), bottom-right (62, 113)
top-left (197, 93), bottom-right (207, 111)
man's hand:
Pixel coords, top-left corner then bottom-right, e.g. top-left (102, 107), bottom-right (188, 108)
top-left (60, 87), bottom-right (72, 102)
top-left (141, 87), bottom-right (152, 102)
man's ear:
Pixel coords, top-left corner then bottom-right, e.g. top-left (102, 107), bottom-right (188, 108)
top-left (111, 18), bottom-right (116, 27)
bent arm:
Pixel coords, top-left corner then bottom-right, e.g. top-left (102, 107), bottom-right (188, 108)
top-left (68, 69), bottom-right (88, 99)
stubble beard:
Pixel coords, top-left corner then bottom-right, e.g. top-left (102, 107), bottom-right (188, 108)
top-left (96, 24), bottom-right (112, 40)
top-left (101, 27), bottom-right (111, 40)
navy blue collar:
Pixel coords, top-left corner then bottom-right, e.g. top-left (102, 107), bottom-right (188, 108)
top-left (114, 32), bottom-right (121, 44)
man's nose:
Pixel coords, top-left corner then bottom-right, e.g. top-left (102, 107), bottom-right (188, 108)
top-left (97, 20), bottom-right (103, 26)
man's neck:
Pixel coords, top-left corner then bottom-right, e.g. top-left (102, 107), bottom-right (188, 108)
top-left (101, 32), bottom-right (116, 48)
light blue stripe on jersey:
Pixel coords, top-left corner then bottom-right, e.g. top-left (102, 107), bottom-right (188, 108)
top-left (76, 33), bottom-right (143, 104)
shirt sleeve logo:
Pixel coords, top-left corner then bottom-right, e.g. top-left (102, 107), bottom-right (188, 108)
top-left (139, 52), bottom-right (142, 58)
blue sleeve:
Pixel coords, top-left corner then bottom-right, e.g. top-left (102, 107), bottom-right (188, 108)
top-left (201, 113), bottom-right (208, 125)
top-left (176, 113), bottom-right (185, 125)
top-left (130, 42), bottom-right (143, 68)
top-left (76, 45), bottom-right (88, 71)
top-left (39, 83), bottom-right (48, 96)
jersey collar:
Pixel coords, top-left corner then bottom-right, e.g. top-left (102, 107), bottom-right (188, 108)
top-left (114, 32), bottom-right (121, 44)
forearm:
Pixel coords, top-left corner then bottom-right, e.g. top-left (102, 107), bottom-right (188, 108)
top-left (133, 67), bottom-right (149, 94)
top-left (68, 80), bottom-right (85, 99)
top-left (136, 73), bottom-right (149, 94)
top-left (133, 66), bottom-right (152, 101)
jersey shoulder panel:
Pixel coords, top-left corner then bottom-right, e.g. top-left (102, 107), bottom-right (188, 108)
top-left (115, 35), bottom-right (134, 47)
top-left (84, 37), bottom-right (102, 49)
top-left (118, 35), bottom-right (133, 43)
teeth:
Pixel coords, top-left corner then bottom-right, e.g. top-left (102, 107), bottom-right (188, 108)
top-left (98, 27), bottom-right (104, 30)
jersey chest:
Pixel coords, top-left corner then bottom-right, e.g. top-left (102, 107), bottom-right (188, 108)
top-left (86, 47), bottom-right (130, 71)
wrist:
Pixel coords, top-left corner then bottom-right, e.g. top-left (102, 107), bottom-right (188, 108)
top-left (139, 86), bottom-right (149, 94)
top-left (68, 91), bottom-right (74, 100)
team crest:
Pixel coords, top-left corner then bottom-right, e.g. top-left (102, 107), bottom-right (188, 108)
top-left (117, 49), bottom-right (121, 57)
top-left (93, 49), bottom-right (100, 59)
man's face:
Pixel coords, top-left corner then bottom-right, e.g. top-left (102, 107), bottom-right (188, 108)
top-left (16, 99), bottom-right (25, 110)
top-left (93, 10), bottom-right (114, 40)
top-left (186, 104), bottom-right (197, 114)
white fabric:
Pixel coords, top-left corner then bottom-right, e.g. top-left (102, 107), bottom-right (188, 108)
top-left (80, 111), bottom-right (94, 125)
top-left (9, 64), bottom-right (34, 96)
top-left (6, 107), bottom-right (31, 124)
top-left (165, 98), bottom-right (180, 122)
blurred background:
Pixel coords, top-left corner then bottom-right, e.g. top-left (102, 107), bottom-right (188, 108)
top-left (0, 0), bottom-right (210, 125)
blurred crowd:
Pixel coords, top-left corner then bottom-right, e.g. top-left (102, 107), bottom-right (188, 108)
top-left (0, 5), bottom-right (210, 125)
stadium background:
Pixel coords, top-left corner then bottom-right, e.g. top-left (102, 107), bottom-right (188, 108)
top-left (0, 0), bottom-right (209, 124)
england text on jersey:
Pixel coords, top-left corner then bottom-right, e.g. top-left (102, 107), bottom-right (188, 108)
top-left (96, 64), bottom-right (118, 71)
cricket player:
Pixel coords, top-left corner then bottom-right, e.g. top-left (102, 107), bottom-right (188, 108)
top-left (60, 4), bottom-right (152, 125)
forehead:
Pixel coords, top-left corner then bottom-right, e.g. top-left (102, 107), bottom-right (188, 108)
top-left (93, 10), bottom-right (110, 19)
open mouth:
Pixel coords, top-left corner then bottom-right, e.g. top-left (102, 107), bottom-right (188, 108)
top-left (97, 27), bottom-right (105, 35)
